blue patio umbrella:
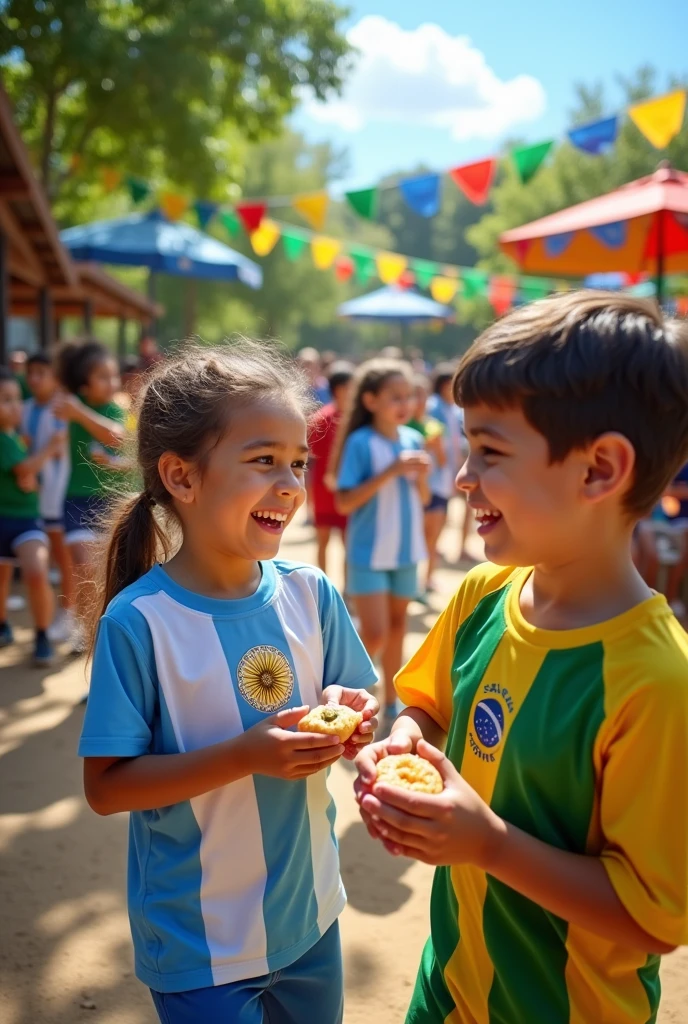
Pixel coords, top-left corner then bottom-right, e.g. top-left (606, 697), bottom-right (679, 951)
top-left (60, 210), bottom-right (262, 289)
top-left (337, 286), bottom-right (453, 323)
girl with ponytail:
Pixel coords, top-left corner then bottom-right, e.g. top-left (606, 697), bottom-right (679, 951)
top-left (78, 342), bottom-right (378, 1024)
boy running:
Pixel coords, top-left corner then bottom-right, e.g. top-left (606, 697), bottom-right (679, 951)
top-left (355, 293), bottom-right (688, 1023)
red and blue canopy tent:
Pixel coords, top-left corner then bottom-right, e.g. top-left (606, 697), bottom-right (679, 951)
top-left (500, 164), bottom-right (688, 303)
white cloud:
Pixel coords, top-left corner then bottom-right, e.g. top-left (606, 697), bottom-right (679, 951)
top-left (302, 16), bottom-right (546, 141)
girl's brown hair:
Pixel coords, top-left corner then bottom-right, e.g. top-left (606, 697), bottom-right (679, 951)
top-left (90, 341), bottom-right (312, 650)
top-left (329, 357), bottom-right (412, 477)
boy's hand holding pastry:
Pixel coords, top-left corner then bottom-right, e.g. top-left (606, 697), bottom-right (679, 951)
top-left (355, 738), bottom-right (503, 867)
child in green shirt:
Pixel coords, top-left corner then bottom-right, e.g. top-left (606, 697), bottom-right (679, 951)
top-left (0, 367), bottom-right (64, 665)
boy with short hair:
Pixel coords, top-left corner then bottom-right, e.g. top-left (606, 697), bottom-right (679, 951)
top-left (355, 293), bottom-right (688, 1023)
top-left (23, 353), bottom-right (74, 641)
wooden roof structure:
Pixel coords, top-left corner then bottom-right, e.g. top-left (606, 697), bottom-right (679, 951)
top-left (0, 83), bottom-right (161, 362)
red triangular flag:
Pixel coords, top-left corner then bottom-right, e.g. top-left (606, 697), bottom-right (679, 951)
top-left (334, 255), bottom-right (354, 282)
top-left (235, 202), bottom-right (267, 234)
top-left (449, 158), bottom-right (497, 205)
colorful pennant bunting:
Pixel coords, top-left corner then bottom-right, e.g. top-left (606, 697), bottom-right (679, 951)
top-left (398, 269), bottom-right (416, 290)
top-left (568, 116), bottom-right (619, 155)
top-left (430, 277), bottom-right (459, 304)
top-left (376, 251), bottom-right (407, 284)
top-left (628, 89), bottom-right (687, 149)
top-left (281, 227), bottom-right (310, 262)
top-left (311, 236), bottom-right (341, 270)
top-left (345, 187), bottom-right (379, 221)
top-left (519, 277), bottom-right (551, 301)
top-left (335, 255), bottom-right (355, 282)
top-left (512, 140), bottom-right (554, 184)
top-left (412, 259), bottom-right (440, 290)
top-left (349, 247), bottom-right (377, 284)
top-left (399, 174), bottom-right (441, 217)
top-left (590, 221), bottom-right (627, 249)
top-left (160, 192), bottom-right (190, 221)
top-left (250, 219), bottom-right (281, 256)
top-left (489, 275), bottom-right (517, 316)
top-left (101, 167), bottom-right (122, 192)
top-left (220, 210), bottom-right (240, 237)
top-left (461, 268), bottom-right (489, 298)
top-left (126, 175), bottom-right (151, 205)
top-left (449, 158), bottom-right (497, 205)
top-left (236, 202), bottom-right (267, 234)
top-left (293, 191), bottom-right (329, 231)
top-left (194, 200), bottom-right (218, 230)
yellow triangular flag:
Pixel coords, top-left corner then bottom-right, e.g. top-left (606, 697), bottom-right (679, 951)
top-left (628, 89), bottom-right (686, 149)
top-left (311, 236), bottom-right (341, 270)
top-left (430, 276), bottom-right (459, 304)
top-left (293, 191), bottom-right (330, 231)
top-left (160, 192), bottom-right (190, 221)
top-left (376, 252), bottom-right (407, 285)
top-left (250, 219), bottom-right (281, 256)
top-left (101, 167), bottom-right (122, 192)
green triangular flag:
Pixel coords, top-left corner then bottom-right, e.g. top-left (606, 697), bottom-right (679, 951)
top-left (281, 227), bottom-right (309, 261)
top-left (126, 175), bottom-right (151, 205)
top-left (511, 140), bottom-right (554, 184)
top-left (461, 268), bottom-right (489, 298)
top-left (519, 276), bottom-right (551, 301)
top-left (220, 210), bottom-right (240, 237)
top-left (349, 247), bottom-right (377, 283)
top-left (345, 187), bottom-right (379, 221)
top-left (413, 259), bottom-right (441, 290)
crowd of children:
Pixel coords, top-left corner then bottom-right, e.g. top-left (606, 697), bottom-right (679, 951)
top-left (3, 293), bottom-right (688, 1024)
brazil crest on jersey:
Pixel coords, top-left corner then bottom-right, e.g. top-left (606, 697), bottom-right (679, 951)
top-left (395, 562), bottom-right (688, 1024)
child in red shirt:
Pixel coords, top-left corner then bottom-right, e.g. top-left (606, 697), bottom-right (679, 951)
top-left (308, 362), bottom-right (354, 574)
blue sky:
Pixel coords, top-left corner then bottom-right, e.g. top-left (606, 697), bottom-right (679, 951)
top-left (291, 0), bottom-right (687, 191)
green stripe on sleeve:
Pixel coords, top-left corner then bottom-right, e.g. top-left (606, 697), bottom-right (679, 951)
top-left (638, 955), bottom-right (661, 1024)
top-left (484, 643), bottom-right (606, 1023)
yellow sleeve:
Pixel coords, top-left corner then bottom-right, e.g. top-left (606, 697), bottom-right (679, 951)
top-left (599, 648), bottom-right (688, 946)
top-left (394, 562), bottom-right (518, 733)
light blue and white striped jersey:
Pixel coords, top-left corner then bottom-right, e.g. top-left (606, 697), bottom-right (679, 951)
top-left (21, 398), bottom-right (69, 520)
top-left (78, 559), bottom-right (377, 994)
top-left (337, 424), bottom-right (427, 570)
top-left (426, 395), bottom-right (466, 500)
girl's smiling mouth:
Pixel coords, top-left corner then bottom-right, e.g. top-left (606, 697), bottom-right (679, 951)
top-left (251, 509), bottom-right (289, 532)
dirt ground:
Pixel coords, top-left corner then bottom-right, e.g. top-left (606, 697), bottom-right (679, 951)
top-left (1, 507), bottom-right (686, 1023)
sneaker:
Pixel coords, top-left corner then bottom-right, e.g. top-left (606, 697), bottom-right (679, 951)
top-left (0, 621), bottom-right (14, 648)
top-left (33, 631), bottom-right (54, 667)
top-left (70, 621), bottom-right (86, 657)
top-left (48, 607), bottom-right (76, 644)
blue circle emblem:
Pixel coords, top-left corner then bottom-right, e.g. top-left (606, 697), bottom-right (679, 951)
top-left (473, 698), bottom-right (504, 749)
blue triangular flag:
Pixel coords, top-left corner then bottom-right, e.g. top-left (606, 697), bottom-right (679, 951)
top-left (194, 200), bottom-right (219, 230)
top-left (590, 221), bottom-right (627, 249)
top-left (399, 173), bottom-right (441, 217)
top-left (568, 115), bottom-right (619, 155)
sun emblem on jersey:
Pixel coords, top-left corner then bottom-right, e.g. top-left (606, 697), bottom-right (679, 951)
top-left (237, 646), bottom-right (294, 713)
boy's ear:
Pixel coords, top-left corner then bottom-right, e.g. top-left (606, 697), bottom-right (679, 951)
top-left (582, 432), bottom-right (635, 504)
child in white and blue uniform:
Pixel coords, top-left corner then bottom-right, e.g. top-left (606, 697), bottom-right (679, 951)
top-left (79, 344), bottom-right (378, 1024)
top-left (334, 359), bottom-right (431, 720)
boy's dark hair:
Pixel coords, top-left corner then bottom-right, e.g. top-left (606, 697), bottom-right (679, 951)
top-left (453, 291), bottom-right (688, 518)
top-left (26, 352), bottom-right (52, 369)
top-left (432, 362), bottom-right (456, 395)
top-left (55, 339), bottom-right (112, 394)
top-left (91, 341), bottom-right (313, 653)
top-left (0, 366), bottom-right (16, 384)
top-left (327, 360), bottom-right (354, 395)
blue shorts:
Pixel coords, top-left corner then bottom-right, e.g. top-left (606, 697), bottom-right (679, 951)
top-left (64, 495), bottom-right (109, 545)
top-left (0, 517), bottom-right (48, 562)
top-left (347, 563), bottom-right (418, 598)
top-left (426, 493), bottom-right (449, 514)
top-left (150, 921), bottom-right (342, 1024)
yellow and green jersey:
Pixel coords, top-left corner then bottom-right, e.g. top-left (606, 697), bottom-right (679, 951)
top-left (396, 562), bottom-right (688, 1024)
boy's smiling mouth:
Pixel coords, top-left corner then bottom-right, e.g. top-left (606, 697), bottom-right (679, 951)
top-left (251, 509), bottom-right (289, 533)
top-left (472, 505), bottom-right (503, 535)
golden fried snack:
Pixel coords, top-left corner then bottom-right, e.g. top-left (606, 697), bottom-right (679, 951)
top-left (376, 753), bottom-right (443, 795)
top-left (297, 704), bottom-right (363, 743)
